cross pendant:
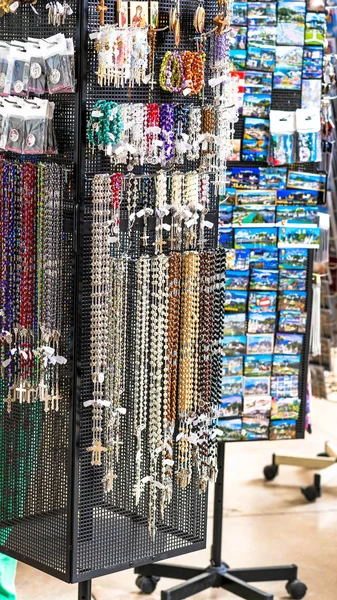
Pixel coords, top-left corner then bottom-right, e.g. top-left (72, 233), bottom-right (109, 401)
top-left (26, 387), bottom-right (36, 404)
top-left (5, 386), bottom-right (16, 414)
top-left (87, 439), bottom-right (107, 466)
top-left (51, 394), bottom-right (61, 412)
top-left (155, 236), bottom-right (166, 255)
top-left (15, 382), bottom-right (26, 405)
top-left (96, 0), bottom-right (108, 26)
top-left (103, 470), bottom-right (118, 493)
top-left (142, 228), bottom-right (149, 246)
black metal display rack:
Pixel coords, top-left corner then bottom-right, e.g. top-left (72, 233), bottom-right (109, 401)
top-left (0, 0), bottom-right (314, 599)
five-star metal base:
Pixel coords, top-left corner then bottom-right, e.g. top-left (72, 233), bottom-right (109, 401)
top-left (135, 444), bottom-right (308, 600)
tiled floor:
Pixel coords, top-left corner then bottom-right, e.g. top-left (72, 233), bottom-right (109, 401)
top-left (15, 398), bottom-right (337, 600)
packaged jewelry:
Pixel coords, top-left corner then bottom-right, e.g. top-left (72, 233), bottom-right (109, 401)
top-left (269, 110), bottom-right (296, 166)
top-left (9, 45), bottom-right (30, 96)
top-left (296, 108), bottom-right (321, 163)
top-left (4, 98), bottom-right (25, 152)
top-left (23, 99), bottom-right (49, 154)
top-left (0, 43), bottom-right (11, 96)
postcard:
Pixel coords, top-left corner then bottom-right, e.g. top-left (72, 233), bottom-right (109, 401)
top-left (271, 375), bottom-right (299, 397)
top-left (244, 376), bottom-right (271, 396)
top-left (287, 170), bottom-right (326, 192)
top-left (278, 225), bottom-right (320, 249)
top-left (224, 313), bottom-right (247, 335)
top-left (226, 249), bottom-right (251, 270)
top-left (250, 249), bottom-right (279, 269)
top-left (259, 167), bottom-right (287, 190)
top-left (231, 167), bottom-right (260, 189)
top-left (302, 46), bottom-right (323, 78)
top-left (233, 205), bottom-right (275, 227)
top-left (246, 45), bottom-right (276, 71)
top-left (269, 418), bottom-right (297, 440)
top-left (246, 333), bottom-right (274, 354)
top-left (305, 12), bottom-right (326, 45)
top-left (243, 394), bottom-right (272, 416)
top-left (219, 227), bottom-right (233, 249)
top-left (307, 0), bottom-right (325, 10)
top-left (277, 189), bottom-right (319, 206)
top-left (225, 271), bottom-right (249, 290)
top-left (242, 416), bottom-right (269, 440)
top-left (279, 269), bottom-right (307, 291)
top-left (235, 190), bottom-right (276, 206)
top-left (276, 205), bottom-right (319, 226)
top-left (271, 396), bottom-right (300, 420)
top-left (278, 310), bottom-right (307, 333)
top-left (243, 93), bottom-right (272, 118)
top-left (273, 354), bottom-right (301, 375)
top-left (278, 1), bottom-right (306, 23)
top-left (229, 26), bottom-right (248, 49)
top-left (249, 290), bottom-right (277, 312)
top-left (248, 26), bottom-right (277, 46)
top-left (242, 117), bottom-right (270, 162)
top-left (230, 49), bottom-right (247, 69)
top-left (244, 71), bottom-right (273, 94)
top-left (248, 311), bottom-right (276, 334)
top-left (219, 395), bottom-right (243, 417)
top-left (274, 333), bottom-right (303, 355)
top-left (248, 2), bottom-right (276, 25)
top-left (220, 205), bottom-right (233, 226)
top-left (228, 139), bottom-right (242, 161)
top-left (235, 227), bottom-right (277, 249)
top-left (220, 187), bottom-right (236, 206)
top-left (225, 290), bottom-right (248, 313)
top-left (274, 46), bottom-right (303, 90)
top-left (279, 290), bottom-right (306, 312)
top-left (222, 355), bottom-right (244, 376)
top-left (244, 354), bottom-right (273, 376)
top-left (250, 269), bottom-right (279, 291)
top-left (279, 248), bottom-right (308, 269)
top-left (232, 1), bottom-right (248, 24)
top-left (302, 79), bottom-right (322, 109)
top-left (221, 335), bottom-right (247, 356)
top-left (217, 418), bottom-right (242, 441)
top-left (222, 375), bottom-right (243, 397)
top-left (277, 21), bottom-right (305, 45)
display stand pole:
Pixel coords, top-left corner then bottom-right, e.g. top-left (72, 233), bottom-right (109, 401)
top-left (78, 580), bottom-right (92, 600)
top-left (135, 444), bottom-right (307, 600)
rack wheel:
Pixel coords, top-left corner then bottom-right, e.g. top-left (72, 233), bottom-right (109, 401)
top-left (301, 485), bottom-right (319, 502)
top-left (286, 579), bottom-right (307, 599)
top-left (317, 452), bottom-right (329, 457)
top-left (136, 575), bottom-right (160, 594)
top-left (263, 464), bottom-right (279, 481)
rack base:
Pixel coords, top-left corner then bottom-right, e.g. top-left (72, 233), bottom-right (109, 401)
top-left (135, 562), bottom-right (308, 600)
top-left (263, 441), bottom-right (337, 502)
top-left (135, 444), bottom-right (307, 600)
top-left (78, 580), bottom-right (92, 600)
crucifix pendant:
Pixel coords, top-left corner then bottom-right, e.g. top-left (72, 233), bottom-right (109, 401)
top-left (103, 470), bottom-right (118, 493)
top-left (16, 382), bottom-right (26, 405)
top-left (87, 439), bottom-right (107, 466)
top-left (5, 386), bottom-right (16, 414)
top-left (96, 0), bottom-right (108, 26)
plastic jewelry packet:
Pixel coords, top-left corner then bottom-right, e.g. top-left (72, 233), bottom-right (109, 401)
top-left (27, 33), bottom-right (75, 94)
top-left (9, 42), bottom-right (31, 96)
top-left (295, 107), bottom-right (322, 163)
top-left (0, 43), bottom-right (12, 96)
top-left (268, 110), bottom-right (296, 166)
top-left (0, 96), bottom-right (57, 154)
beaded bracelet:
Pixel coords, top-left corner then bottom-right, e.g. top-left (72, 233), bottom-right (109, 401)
top-left (159, 51), bottom-right (186, 93)
top-left (182, 51), bottom-right (205, 95)
top-left (87, 100), bottom-right (123, 152)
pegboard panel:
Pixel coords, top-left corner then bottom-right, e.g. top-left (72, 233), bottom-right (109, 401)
top-left (0, 3), bottom-right (75, 580)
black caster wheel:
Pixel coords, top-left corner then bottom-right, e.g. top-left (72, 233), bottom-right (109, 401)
top-left (301, 485), bottom-right (319, 502)
top-left (286, 579), bottom-right (307, 599)
top-left (263, 464), bottom-right (279, 481)
top-left (136, 575), bottom-right (160, 595)
top-left (317, 452), bottom-right (329, 457)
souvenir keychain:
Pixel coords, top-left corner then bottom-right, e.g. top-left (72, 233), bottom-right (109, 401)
top-left (269, 110), bottom-right (296, 166)
top-left (296, 108), bottom-right (321, 163)
top-left (193, 0), bottom-right (206, 34)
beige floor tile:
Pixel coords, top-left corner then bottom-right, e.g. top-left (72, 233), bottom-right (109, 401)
top-left (15, 398), bottom-right (337, 600)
